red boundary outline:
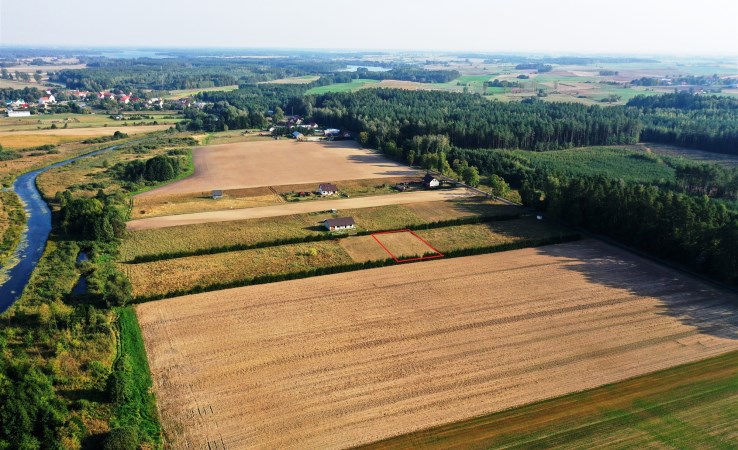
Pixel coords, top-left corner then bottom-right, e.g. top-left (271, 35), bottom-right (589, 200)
top-left (370, 229), bottom-right (445, 263)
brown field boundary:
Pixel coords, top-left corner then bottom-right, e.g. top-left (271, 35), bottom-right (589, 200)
top-left (126, 189), bottom-right (473, 231)
top-left (137, 240), bottom-right (738, 449)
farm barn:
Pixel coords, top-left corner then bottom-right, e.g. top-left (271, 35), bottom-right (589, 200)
top-left (424, 174), bottom-right (440, 188)
top-left (324, 217), bottom-right (355, 231)
top-left (318, 183), bottom-right (338, 196)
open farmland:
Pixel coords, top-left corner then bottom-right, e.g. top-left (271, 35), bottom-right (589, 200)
top-left (137, 240), bottom-right (738, 449)
top-left (0, 125), bottom-right (170, 149)
top-left (131, 176), bottom-right (419, 219)
top-left (364, 350), bottom-right (738, 449)
top-left (263, 75), bottom-right (320, 84)
top-left (340, 218), bottom-right (566, 263)
top-left (136, 140), bottom-right (418, 198)
top-left (121, 199), bottom-right (515, 262)
top-left (127, 189), bottom-right (470, 231)
top-left (162, 85), bottom-right (239, 99)
top-left (123, 240), bottom-right (353, 298)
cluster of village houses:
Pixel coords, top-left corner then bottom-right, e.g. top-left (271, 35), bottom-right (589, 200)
top-left (3, 89), bottom-right (178, 117)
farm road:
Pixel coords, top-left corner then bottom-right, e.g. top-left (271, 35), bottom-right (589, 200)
top-left (127, 188), bottom-right (473, 231)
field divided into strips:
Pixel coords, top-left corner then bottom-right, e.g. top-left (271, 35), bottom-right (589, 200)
top-left (371, 230), bottom-right (443, 262)
top-left (122, 217), bottom-right (565, 299)
top-left (137, 240), bottom-right (738, 449)
top-left (121, 199), bottom-right (516, 262)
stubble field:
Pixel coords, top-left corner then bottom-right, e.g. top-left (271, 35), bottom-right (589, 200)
top-left (137, 240), bottom-right (738, 449)
top-left (136, 140), bottom-right (417, 197)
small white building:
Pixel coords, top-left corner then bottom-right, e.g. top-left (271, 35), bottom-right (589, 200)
top-left (318, 183), bottom-right (338, 196)
top-left (38, 95), bottom-right (56, 106)
top-left (7, 110), bottom-right (31, 117)
top-left (324, 217), bottom-right (356, 231)
top-left (423, 174), bottom-right (440, 188)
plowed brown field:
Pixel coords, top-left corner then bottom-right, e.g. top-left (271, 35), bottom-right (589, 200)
top-left (137, 240), bottom-right (738, 449)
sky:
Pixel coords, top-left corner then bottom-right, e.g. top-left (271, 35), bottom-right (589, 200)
top-left (1, 0), bottom-right (737, 56)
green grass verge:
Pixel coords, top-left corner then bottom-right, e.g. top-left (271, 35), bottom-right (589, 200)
top-left (357, 350), bottom-right (738, 449)
top-left (110, 307), bottom-right (162, 448)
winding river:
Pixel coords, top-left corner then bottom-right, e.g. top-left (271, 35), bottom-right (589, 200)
top-left (0, 144), bottom-right (123, 312)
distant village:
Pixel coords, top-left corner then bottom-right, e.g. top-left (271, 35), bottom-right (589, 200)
top-left (2, 89), bottom-right (355, 140)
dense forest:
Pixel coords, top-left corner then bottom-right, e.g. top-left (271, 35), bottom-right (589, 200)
top-left (522, 175), bottom-right (738, 285)
top-left (626, 93), bottom-right (738, 155)
top-left (49, 57), bottom-right (345, 91)
top-left (312, 89), bottom-right (642, 151)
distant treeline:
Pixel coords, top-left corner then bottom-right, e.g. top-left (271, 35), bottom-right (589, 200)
top-left (514, 63), bottom-right (553, 72)
top-left (630, 75), bottom-right (737, 87)
top-left (628, 93), bottom-right (738, 155)
top-left (50, 57), bottom-right (346, 91)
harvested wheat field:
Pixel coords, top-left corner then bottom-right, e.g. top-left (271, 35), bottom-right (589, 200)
top-left (136, 140), bottom-right (418, 198)
top-left (137, 240), bottom-right (738, 449)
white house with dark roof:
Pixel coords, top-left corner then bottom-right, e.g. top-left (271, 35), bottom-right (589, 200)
top-left (324, 217), bottom-right (355, 231)
top-left (318, 183), bottom-right (338, 196)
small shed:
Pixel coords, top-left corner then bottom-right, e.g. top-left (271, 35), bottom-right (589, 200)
top-left (318, 183), bottom-right (338, 196)
top-left (211, 190), bottom-right (223, 199)
top-left (423, 174), bottom-right (440, 189)
top-left (324, 217), bottom-right (356, 231)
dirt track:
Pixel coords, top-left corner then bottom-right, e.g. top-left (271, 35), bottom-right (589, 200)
top-left (136, 240), bottom-right (738, 449)
top-left (126, 189), bottom-right (472, 231)
top-left (137, 140), bottom-right (418, 198)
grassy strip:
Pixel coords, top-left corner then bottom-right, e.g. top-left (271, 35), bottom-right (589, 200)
top-left (356, 349), bottom-right (738, 449)
top-left (0, 191), bottom-right (26, 267)
top-left (132, 233), bottom-right (581, 302)
top-left (126, 214), bottom-right (522, 263)
top-left (109, 307), bottom-right (162, 448)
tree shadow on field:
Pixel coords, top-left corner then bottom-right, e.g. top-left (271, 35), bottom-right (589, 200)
top-left (535, 240), bottom-right (738, 340)
top-left (345, 154), bottom-right (419, 177)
